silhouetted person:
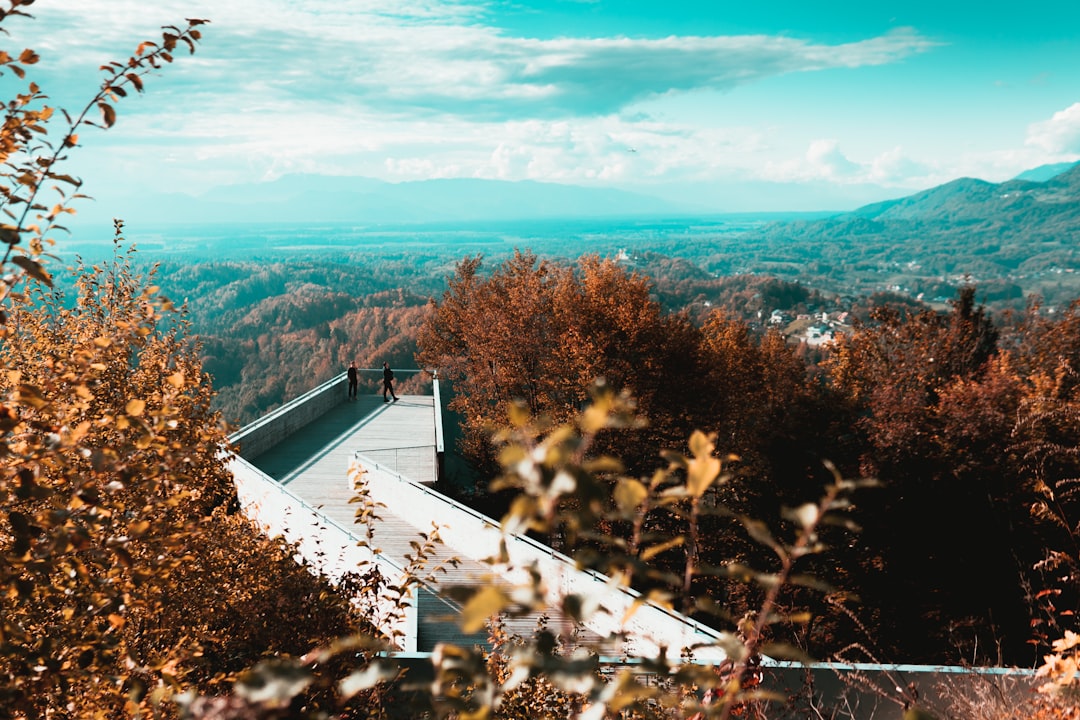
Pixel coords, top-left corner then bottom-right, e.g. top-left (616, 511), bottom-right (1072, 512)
top-left (382, 362), bottom-right (398, 403)
top-left (347, 360), bottom-right (358, 400)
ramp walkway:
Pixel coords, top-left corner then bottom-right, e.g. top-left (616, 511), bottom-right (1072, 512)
top-left (226, 372), bottom-right (724, 658)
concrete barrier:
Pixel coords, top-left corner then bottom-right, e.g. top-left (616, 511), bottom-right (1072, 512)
top-left (352, 451), bottom-right (726, 662)
top-left (230, 373), bottom-right (347, 460)
top-left (229, 454), bottom-right (419, 651)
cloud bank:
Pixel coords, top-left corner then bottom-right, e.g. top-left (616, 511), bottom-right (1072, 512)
top-left (15, 1), bottom-right (934, 120)
top-left (9, 0), bottom-right (1068, 210)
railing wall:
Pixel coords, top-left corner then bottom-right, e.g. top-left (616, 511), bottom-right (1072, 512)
top-left (230, 454), bottom-right (418, 651)
top-left (352, 452), bottom-right (725, 662)
top-left (230, 373), bottom-right (347, 460)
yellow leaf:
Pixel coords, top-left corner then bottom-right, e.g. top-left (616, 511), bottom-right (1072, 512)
top-left (125, 399), bottom-right (145, 417)
top-left (641, 536), bottom-right (684, 561)
top-left (613, 478), bottom-right (647, 515)
top-left (16, 384), bottom-right (48, 409)
top-left (686, 455), bottom-right (721, 498)
top-left (166, 372), bottom-right (184, 388)
top-left (107, 613), bottom-right (126, 629)
top-left (903, 709), bottom-right (939, 720)
top-left (460, 585), bottom-right (510, 634)
top-left (93, 336), bottom-right (112, 348)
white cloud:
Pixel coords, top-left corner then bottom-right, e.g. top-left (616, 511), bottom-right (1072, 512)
top-left (806, 139), bottom-right (860, 179)
top-left (759, 141), bottom-right (944, 188)
top-left (869, 147), bottom-right (932, 185)
top-left (1026, 102), bottom-right (1080, 154)
top-left (9, 2), bottom-right (935, 120)
top-left (762, 139), bottom-right (861, 183)
top-left (2, 0), bottom-right (946, 205)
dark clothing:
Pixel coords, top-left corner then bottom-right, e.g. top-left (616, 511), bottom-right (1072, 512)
top-left (382, 366), bottom-right (398, 401)
top-left (347, 366), bottom-right (358, 399)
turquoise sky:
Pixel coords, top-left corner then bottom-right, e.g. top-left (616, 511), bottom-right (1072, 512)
top-left (4, 0), bottom-right (1080, 214)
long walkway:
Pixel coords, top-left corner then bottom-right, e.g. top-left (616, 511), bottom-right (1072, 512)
top-left (244, 393), bottom-right (497, 648)
top-left (243, 391), bottom-right (598, 651)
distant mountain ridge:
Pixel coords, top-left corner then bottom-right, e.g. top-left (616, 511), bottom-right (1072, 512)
top-left (768, 162), bottom-right (1080, 238)
top-left (72, 174), bottom-right (702, 229)
top-left (849, 163), bottom-right (1080, 224)
top-left (1013, 161), bottom-right (1079, 182)
top-left (732, 162), bottom-right (1080, 304)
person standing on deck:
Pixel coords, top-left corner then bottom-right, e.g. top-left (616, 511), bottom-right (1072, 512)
top-left (347, 360), bottom-right (359, 400)
top-left (382, 361), bottom-right (398, 403)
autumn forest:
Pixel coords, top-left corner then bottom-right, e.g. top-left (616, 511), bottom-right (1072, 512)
top-left (6, 4), bottom-right (1080, 718)
top-left (73, 225), bottom-right (1080, 671)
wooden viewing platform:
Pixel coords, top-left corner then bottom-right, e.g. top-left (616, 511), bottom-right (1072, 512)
top-left (248, 393), bottom-right (439, 495)
top-left (240, 391), bottom-right (573, 650)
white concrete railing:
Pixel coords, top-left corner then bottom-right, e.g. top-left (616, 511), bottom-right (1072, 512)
top-left (230, 373), bottom-right (348, 460)
top-left (230, 454), bottom-right (419, 651)
top-left (352, 453), bottom-right (726, 662)
top-left (432, 373), bottom-right (445, 454)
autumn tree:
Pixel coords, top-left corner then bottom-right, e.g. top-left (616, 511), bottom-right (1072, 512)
top-left (821, 287), bottom-right (1034, 663)
top-left (996, 300), bottom-right (1080, 647)
top-left (0, 9), bottom-right (376, 716)
top-left (417, 252), bottom-right (711, 476)
top-left (0, 234), bottom-right (376, 716)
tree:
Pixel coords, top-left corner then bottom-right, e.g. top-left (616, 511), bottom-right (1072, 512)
top-left (0, 3), bottom-right (207, 302)
top-left (418, 252), bottom-right (717, 477)
top-left (1001, 300), bottom-right (1080, 647)
top-left (821, 287), bottom-right (1034, 663)
top-left (0, 10), bottom-right (374, 715)
top-left (0, 235), bottom-right (373, 716)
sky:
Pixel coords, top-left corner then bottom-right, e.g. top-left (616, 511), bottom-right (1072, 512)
top-left (4, 0), bottom-right (1080, 214)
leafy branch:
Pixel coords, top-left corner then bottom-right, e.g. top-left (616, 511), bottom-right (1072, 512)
top-left (0, 4), bottom-right (207, 300)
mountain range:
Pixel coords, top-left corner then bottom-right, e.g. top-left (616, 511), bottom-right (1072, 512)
top-left (70, 174), bottom-right (698, 231)
top-left (766, 160), bottom-right (1080, 241)
top-left (67, 161), bottom-right (1079, 246)
top-left (724, 160), bottom-right (1079, 304)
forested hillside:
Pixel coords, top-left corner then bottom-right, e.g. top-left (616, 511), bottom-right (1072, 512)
top-left (415, 251), bottom-right (1080, 668)
top-left (80, 162), bottom-right (1076, 430)
top-left (725, 163), bottom-right (1080, 306)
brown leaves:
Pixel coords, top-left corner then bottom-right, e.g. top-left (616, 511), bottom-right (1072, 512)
top-left (97, 101), bottom-right (116, 128)
top-left (0, 16), bottom-right (207, 307)
top-left (11, 255), bottom-right (51, 285)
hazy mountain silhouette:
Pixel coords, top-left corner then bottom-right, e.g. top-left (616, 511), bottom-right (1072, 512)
top-left (760, 162), bottom-right (1080, 243)
top-left (1013, 161), bottom-right (1079, 182)
top-left (73, 174), bottom-right (701, 228)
